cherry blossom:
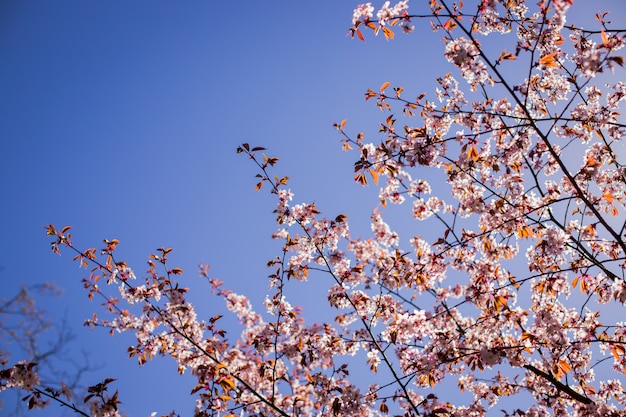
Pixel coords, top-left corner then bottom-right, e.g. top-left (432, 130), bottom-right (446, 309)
top-left (4, 2), bottom-right (626, 417)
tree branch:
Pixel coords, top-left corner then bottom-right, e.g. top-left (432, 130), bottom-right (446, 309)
top-left (523, 364), bottom-right (592, 405)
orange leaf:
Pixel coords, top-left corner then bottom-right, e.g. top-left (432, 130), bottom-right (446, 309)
top-left (601, 30), bottom-right (609, 47)
top-left (586, 155), bottom-right (600, 167)
top-left (539, 53), bottom-right (559, 67)
top-left (603, 191), bottom-right (614, 204)
top-left (494, 295), bottom-right (508, 312)
top-left (557, 359), bottom-right (571, 375)
top-left (380, 81), bottom-right (391, 92)
top-left (583, 384), bottom-right (596, 395)
top-left (498, 50), bottom-right (516, 61)
top-left (382, 26), bottom-right (395, 40)
top-left (584, 224), bottom-right (596, 238)
top-left (219, 378), bottom-right (236, 392)
top-left (443, 19), bottom-right (456, 30)
top-left (517, 225), bottom-right (533, 239)
top-left (467, 146), bottom-right (479, 162)
top-left (354, 172), bottom-right (367, 186)
top-left (356, 28), bottom-right (364, 41)
top-left (521, 331), bottom-right (533, 343)
top-left (190, 384), bottom-right (204, 395)
top-left (554, 33), bottom-right (564, 45)
top-left (428, 373), bottom-right (436, 388)
top-left (369, 168), bottom-right (380, 185)
top-left (580, 277), bottom-right (589, 294)
top-left (611, 344), bottom-right (626, 361)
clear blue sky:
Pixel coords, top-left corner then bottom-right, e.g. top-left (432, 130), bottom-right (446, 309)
top-left (1, 1), bottom-right (625, 416)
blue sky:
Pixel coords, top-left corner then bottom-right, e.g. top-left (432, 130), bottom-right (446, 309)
top-left (1, 1), bottom-right (625, 416)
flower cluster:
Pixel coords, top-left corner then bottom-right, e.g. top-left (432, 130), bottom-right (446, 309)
top-left (1, 361), bottom-right (40, 390)
top-left (375, 1), bottom-right (408, 26)
top-left (351, 3), bottom-right (374, 25)
top-left (444, 37), bottom-right (489, 91)
top-left (352, 1), bottom-right (409, 26)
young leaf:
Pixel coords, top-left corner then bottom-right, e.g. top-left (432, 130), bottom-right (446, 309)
top-left (382, 26), bottom-right (395, 40)
top-left (517, 225), bottom-right (533, 239)
top-left (355, 172), bottom-right (367, 185)
top-left (467, 146), bottom-right (479, 162)
top-left (369, 168), bottom-right (380, 185)
top-left (601, 30), bottom-right (609, 47)
top-left (539, 53), bottom-right (559, 67)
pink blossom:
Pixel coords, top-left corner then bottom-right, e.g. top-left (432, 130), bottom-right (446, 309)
top-left (352, 3), bottom-right (374, 25)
